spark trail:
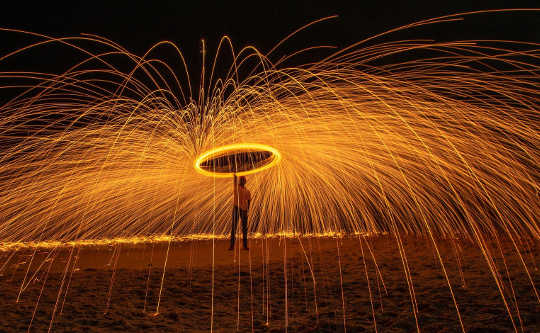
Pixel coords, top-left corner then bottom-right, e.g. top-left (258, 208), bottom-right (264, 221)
top-left (0, 10), bottom-right (538, 332)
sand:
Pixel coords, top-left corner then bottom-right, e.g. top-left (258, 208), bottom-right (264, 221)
top-left (0, 236), bottom-right (538, 332)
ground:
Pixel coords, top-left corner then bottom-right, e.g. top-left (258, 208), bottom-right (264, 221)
top-left (0, 236), bottom-right (538, 332)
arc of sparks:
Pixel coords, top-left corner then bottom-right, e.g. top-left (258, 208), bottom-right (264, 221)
top-left (194, 143), bottom-right (282, 177)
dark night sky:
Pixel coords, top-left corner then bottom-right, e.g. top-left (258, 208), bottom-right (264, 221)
top-left (0, 1), bottom-right (538, 92)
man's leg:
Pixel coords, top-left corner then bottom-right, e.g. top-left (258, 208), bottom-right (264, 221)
top-left (241, 210), bottom-right (248, 249)
top-left (230, 207), bottom-right (239, 250)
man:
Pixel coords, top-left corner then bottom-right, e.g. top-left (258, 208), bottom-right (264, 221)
top-left (230, 174), bottom-right (251, 250)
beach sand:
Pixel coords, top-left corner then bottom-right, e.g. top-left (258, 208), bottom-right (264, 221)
top-left (0, 236), bottom-right (538, 332)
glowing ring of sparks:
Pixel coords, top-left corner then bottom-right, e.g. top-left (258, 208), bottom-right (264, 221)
top-left (194, 143), bottom-right (281, 177)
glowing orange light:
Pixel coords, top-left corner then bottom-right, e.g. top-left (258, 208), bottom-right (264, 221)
top-left (194, 143), bottom-right (281, 178)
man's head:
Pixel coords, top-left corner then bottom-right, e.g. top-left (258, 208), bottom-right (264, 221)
top-left (239, 176), bottom-right (246, 186)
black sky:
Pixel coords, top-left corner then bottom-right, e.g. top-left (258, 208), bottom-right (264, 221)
top-left (0, 1), bottom-right (538, 87)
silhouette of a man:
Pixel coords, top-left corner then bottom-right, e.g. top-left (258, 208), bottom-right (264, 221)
top-left (230, 174), bottom-right (251, 250)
